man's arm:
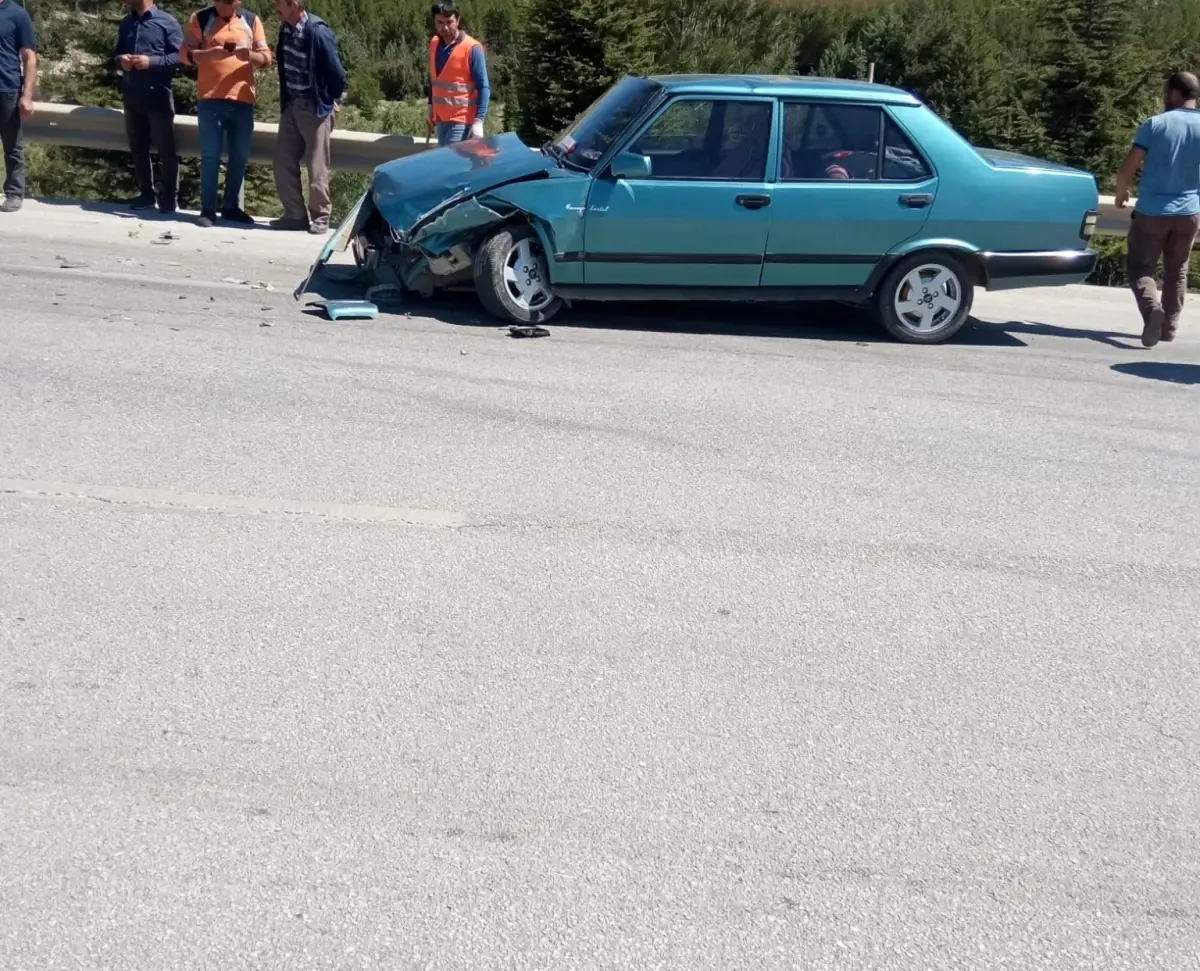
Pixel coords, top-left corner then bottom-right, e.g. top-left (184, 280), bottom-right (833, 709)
top-left (17, 10), bottom-right (36, 114)
top-left (148, 17), bottom-right (183, 70)
top-left (317, 27), bottom-right (348, 102)
top-left (468, 45), bottom-right (489, 122)
top-left (1114, 119), bottom-right (1151, 208)
top-left (179, 13), bottom-right (202, 67)
top-left (1114, 146), bottom-right (1145, 207)
top-left (19, 49), bottom-right (36, 107)
top-left (248, 18), bottom-right (271, 69)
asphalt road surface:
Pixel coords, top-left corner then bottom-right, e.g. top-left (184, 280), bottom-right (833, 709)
top-left (3, 202), bottom-right (1199, 970)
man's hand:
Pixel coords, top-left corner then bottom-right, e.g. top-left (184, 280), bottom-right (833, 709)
top-left (118, 53), bottom-right (133, 71)
top-left (18, 96), bottom-right (33, 119)
top-left (469, 119), bottom-right (485, 140)
top-left (129, 55), bottom-right (150, 70)
top-left (1115, 188), bottom-right (1130, 209)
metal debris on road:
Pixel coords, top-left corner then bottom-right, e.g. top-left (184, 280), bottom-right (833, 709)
top-left (509, 325), bottom-right (550, 338)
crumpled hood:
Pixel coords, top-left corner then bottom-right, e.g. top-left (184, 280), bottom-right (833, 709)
top-left (371, 132), bottom-right (556, 235)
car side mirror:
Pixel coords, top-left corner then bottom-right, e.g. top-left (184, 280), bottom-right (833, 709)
top-left (609, 152), bottom-right (652, 180)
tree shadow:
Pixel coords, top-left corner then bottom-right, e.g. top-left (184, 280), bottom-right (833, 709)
top-left (1111, 361), bottom-right (1200, 385)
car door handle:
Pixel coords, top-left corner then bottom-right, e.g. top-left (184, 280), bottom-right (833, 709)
top-left (898, 193), bottom-right (934, 208)
top-left (735, 194), bottom-right (770, 210)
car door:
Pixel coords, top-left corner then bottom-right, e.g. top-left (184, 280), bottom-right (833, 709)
top-left (582, 97), bottom-right (777, 288)
top-left (761, 101), bottom-right (938, 289)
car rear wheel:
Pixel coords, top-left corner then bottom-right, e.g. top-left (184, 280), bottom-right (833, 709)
top-left (875, 253), bottom-right (973, 344)
top-left (473, 224), bottom-right (563, 325)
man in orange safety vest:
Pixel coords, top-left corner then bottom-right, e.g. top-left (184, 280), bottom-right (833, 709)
top-left (427, 0), bottom-right (490, 146)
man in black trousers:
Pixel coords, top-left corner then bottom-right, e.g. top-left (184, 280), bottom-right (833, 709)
top-left (0, 0), bottom-right (37, 213)
top-left (115, 0), bottom-right (182, 212)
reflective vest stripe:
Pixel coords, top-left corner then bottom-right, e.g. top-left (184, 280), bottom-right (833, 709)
top-left (428, 34), bottom-right (481, 125)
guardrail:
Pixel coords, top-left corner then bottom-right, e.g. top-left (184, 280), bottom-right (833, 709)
top-left (25, 100), bottom-right (1138, 237)
top-left (24, 101), bottom-right (434, 173)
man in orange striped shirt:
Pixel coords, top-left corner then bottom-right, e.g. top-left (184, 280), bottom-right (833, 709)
top-left (181, 1), bottom-right (271, 227)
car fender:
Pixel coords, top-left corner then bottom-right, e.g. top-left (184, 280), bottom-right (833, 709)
top-left (872, 238), bottom-right (987, 292)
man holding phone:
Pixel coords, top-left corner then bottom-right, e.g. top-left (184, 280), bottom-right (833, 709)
top-left (181, 0), bottom-right (271, 228)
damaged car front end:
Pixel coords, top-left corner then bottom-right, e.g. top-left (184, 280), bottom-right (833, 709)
top-left (296, 77), bottom-right (668, 323)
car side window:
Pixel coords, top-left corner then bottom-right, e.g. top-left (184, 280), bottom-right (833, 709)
top-left (782, 102), bottom-right (882, 181)
top-left (630, 99), bottom-right (772, 182)
top-left (881, 117), bottom-right (932, 181)
top-left (781, 102), bottom-right (933, 183)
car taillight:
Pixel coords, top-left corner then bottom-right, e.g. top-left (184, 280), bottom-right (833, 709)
top-left (1080, 209), bottom-right (1098, 239)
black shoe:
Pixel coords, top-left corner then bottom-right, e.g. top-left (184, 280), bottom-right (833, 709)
top-left (220, 206), bottom-right (256, 225)
top-left (196, 210), bottom-right (216, 228)
top-left (129, 193), bottom-right (156, 210)
top-left (157, 199), bottom-right (177, 215)
top-left (269, 216), bottom-right (309, 231)
top-left (0, 195), bottom-right (22, 213)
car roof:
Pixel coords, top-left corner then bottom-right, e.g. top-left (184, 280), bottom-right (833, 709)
top-left (646, 73), bottom-right (922, 106)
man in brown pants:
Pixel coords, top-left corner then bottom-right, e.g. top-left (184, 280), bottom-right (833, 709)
top-left (1115, 71), bottom-right (1200, 347)
top-left (271, 0), bottom-right (346, 234)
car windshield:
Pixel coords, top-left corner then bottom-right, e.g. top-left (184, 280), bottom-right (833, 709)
top-left (550, 76), bottom-right (663, 170)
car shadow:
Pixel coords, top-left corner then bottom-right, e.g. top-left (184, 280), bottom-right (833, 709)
top-left (314, 291), bottom-right (1028, 346)
top-left (1111, 361), bottom-right (1200, 385)
top-left (296, 279), bottom-right (1149, 349)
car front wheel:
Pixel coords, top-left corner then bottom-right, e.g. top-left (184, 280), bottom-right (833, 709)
top-left (875, 253), bottom-right (973, 344)
top-left (473, 224), bottom-right (563, 325)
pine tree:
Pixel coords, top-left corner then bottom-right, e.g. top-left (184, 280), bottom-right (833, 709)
top-left (1041, 0), bottom-right (1154, 182)
top-left (512, 0), bottom-right (660, 144)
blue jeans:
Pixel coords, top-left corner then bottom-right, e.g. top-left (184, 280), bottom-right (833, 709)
top-left (197, 99), bottom-right (254, 214)
top-left (436, 122), bottom-right (468, 146)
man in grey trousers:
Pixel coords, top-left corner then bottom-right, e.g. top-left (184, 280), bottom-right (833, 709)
top-left (270, 0), bottom-right (346, 234)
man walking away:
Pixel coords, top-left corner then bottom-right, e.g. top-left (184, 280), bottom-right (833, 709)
top-left (181, 0), bottom-right (271, 228)
top-left (271, 0), bottom-right (346, 234)
top-left (0, 0), bottom-right (36, 213)
top-left (115, 0), bottom-right (182, 213)
top-left (1115, 71), bottom-right (1200, 347)
top-left (427, 0), bottom-right (489, 147)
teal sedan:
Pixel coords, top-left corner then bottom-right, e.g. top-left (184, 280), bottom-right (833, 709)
top-left (301, 74), bottom-right (1101, 344)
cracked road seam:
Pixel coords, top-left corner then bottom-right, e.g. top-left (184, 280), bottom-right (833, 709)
top-left (0, 478), bottom-right (469, 529)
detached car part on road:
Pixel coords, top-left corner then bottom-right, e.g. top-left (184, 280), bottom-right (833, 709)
top-left (298, 74), bottom-right (1101, 344)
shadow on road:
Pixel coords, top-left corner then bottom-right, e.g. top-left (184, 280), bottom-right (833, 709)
top-left (297, 278), bottom-right (1147, 350)
top-left (1111, 361), bottom-right (1200, 385)
top-left (37, 197), bottom-right (275, 231)
top-left (989, 319), bottom-right (1141, 349)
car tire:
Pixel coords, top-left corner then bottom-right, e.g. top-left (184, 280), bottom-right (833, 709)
top-left (875, 252), bottom-right (974, 344)
top-left (473, 223), bottom-right (563, 325)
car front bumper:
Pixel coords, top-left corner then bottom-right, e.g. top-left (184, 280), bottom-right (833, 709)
top-left (979, 249), bottom-right (1099, 291)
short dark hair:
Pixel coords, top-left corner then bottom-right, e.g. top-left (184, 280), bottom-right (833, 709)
top-left (432, 1), bottom-right (460, 17)
top-left (1166, 71), bottom-right (1200, 100)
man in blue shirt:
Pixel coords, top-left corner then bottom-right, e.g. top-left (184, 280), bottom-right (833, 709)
top-left (1115, 71), bottom-right (1200, 347)
top-left (0, 0), bottom-right (37, 213)
top-left (115, 0), bottom-right (182, 213)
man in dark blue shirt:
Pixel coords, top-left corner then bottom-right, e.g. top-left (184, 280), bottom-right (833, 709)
top-left (0, 0), bottom-right (38, 212)
top-left (114, 0), bottom-right (182, 212)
